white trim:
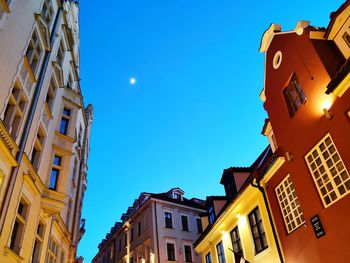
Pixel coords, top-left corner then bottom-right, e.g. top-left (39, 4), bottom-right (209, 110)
top-left (272, 51), bottom-right (282, 69)
top-left (275, 175), bottom-right (305, 233)
top-left (305, 133), bottom-right (350, 207)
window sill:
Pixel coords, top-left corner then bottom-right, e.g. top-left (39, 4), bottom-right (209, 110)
top-left (4, 246), bottom-right (24, 261)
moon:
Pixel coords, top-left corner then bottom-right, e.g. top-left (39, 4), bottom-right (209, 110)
top-left (130, 78), bottom-right (136, 85)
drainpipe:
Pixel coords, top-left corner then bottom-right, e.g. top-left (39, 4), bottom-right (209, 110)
top-left (0, 6), bottom-right (63, 235)
top-left (250, 180), bottom-right (284, 263)
top-left (154, 203), bottom-right (160, 263)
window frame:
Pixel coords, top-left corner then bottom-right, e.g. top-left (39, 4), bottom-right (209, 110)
top-left (31, 220), bottom-right (46, 263)
top-left (3, 80), bottom-right (28, 140)
top-left (205, 252), bottom-right (212, 263)
top-left (9, 197), bottom-right (30, 255)
top-left (283, 74), bottom-right (306, 117)
top-left (196, 217), bottom-right (202, 233)
top-left (184, 244), bottom-right (193, 263)
top-left (181, 214), bottom-right (189, 232)
top-left (275, 175), bottom-right (305, 233)
top-left (166, 242), bottom-right (176, 261)
top-left (49, 154), bottom-right (63, 190)
top-left (230, 225), bottom-right (243, 257)
top-left (248, 206), bottom-right (268, 254)
top-left (47, 236), bottom-right (59, 263)
top-left (59, 107), bottom-right (71, 135)
top-left (164, 211), bottom-right (173, 229)
top-left (216, 241), bottom-right (226, 263)
top-left (305, 133), bottom-right (350, 207)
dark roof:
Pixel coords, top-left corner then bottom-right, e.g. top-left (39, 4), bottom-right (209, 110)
top-left (194, 146), bottom-right (278, 248)
top-left (220, 167), bottom-right (251, 184)
top-left (149, 193), bottom-right (206, 210)
top-left (326, 58), bottom-right (350, 94)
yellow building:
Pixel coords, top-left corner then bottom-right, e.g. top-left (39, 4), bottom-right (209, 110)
top-left (194, 147), bottom-right (285, 263)
top-left (0, 1), bottom-right (92, 262)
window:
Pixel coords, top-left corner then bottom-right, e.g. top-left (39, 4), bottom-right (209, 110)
top-left (166, 243), bottom-right (175, 261)
top-left (118, 238), bottom-right (121, 251)
top-left (46, 77), bottom-right (57, 112)
top-left (31, 125), bottom-right (46, 171)
top-left (49, 155), bottom-right (62, 190)
top-left (3, 81), bottom-right (28, 140)
top-left (196, 218), bottom-right (202, 233)
top-left (343, 27), bottom-right (350, 48)
top-left (305, 134), bottom-right (350, 207)
top-left (42, 0), bottom-right (54, 28)
top-left (230, 226), bottom-right (243, 257)
top-left (184, 245), bottom-right (192, 262)
top-left (59, 108), bottom-right (71, 135)
top-left (283, 74), bottom-right (306, 117)
top-left (138, 221), bottom-right (141, 236)
top-left (205, 253), bottom-right (212, 263)
top-left (60, 250), bottom-right (65, 263)
top-left (248, 207), bottom-right (268, 254)
top-left (181, 215), bottom-right (189, 231)
top-left (9, 198), bottom-right (29, 254)
top-left (56, 40), bottom-right (65, 66)
top-left (216, 241), bottom-right (225, 263)
top-left (31, 221), bottom-right (45, 263)
top-left (130, 228), bottom-right (134, 242)
top-left (26, 29), bottom-right (43, 75)
top-left (208, 206), bottom-right (215, 225)
top-left (174, 193), bottom-right (181, 200)
top-left (276, 175), bottom-right (305, 233)
top-left (129, 257), bottom-right (133, 263)
top-left (47, 237), bottom-right (59, 263)
top-left (124, 232), bottom-right (127, 247)
top-left (164, 212), bottom-right (173, 228)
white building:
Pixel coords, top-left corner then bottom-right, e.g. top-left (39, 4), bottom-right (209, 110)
top-left (93, 188), bottom-right (206, 263)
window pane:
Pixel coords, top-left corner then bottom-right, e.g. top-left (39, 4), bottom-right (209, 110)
top-left (50, 168), bottom-right (59, 189)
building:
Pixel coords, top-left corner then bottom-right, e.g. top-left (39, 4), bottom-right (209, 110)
top-left (92, 188), bottom-right (206, 263)
top-left (0, 0), bottom-right (92, 262)
top-left (258, 1), bottom-right (350, 262)
top-left (194, 147), bottom-right (284, 263)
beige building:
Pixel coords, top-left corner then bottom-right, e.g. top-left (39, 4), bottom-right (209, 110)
top-left (0, 0), bottom-right (92, 263)
top-left (93, 188), bottom-right (206, 263)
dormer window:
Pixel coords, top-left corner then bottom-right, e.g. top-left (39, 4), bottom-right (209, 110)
top-left (174, 193), bottom-right (182, 200)
top-left (208, 206), bottom-right (215, 225)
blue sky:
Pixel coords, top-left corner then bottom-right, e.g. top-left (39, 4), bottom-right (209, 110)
top-left (78, 1), bottom-right (344, 261)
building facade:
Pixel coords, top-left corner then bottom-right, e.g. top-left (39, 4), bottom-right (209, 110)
top-left (93, 188), bottom-right (206, 263)
top-left (0, 1), bottom-right (92, 262)
top-left (194, 147), bottom-right (284, 263)
top-left (258, 1), bottom-right (350, 262)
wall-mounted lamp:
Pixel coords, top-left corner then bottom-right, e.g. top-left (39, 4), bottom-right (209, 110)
top-left (323, 108), bottom-right (332, 120)
top-left (286, 152), bottom-right (293, 162)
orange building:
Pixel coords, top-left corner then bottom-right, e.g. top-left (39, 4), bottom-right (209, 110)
top-left (258, 2), bottom-right (350, 262)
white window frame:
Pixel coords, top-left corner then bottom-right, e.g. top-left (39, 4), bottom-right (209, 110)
top-left (165, 240), bottom-right (176, 262)
top-left (305, 133), bottom-right (350, 207)
top-left (275, 175), bottom-right (305, 233)
top-left (183, 243), bottom-right (193, 263)
top-left (164, 210), bottom-right (173, 229)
